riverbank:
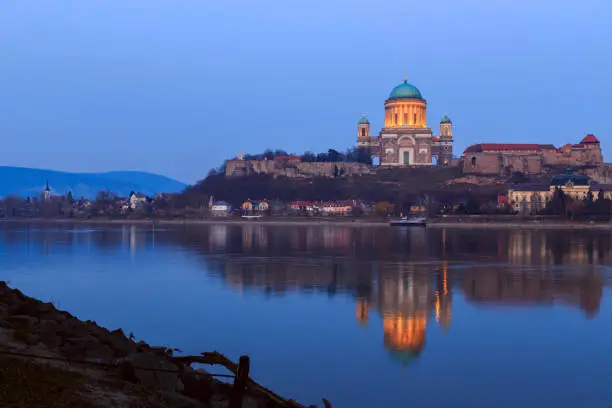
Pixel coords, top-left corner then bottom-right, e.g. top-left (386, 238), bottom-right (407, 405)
top-left (2, 216), bottom-right (612, 230)
top-left (0, 282), bottom-right (327, 408)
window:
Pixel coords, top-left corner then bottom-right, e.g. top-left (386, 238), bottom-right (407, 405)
top-left (361, 128), bottom-right (366, 137)
top-left (413, 113), bottom-right (417, 124)
top-left (404, 113), bottom-right (408, 125)
top-left (394, 114), bottom-right (398, 125)
top-left (471, 156), bottom-right (476, 166)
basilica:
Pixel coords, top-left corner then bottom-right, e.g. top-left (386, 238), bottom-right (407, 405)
top-left (357, 77), bottom-right (454, 166)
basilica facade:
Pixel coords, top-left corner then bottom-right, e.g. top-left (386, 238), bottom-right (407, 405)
top-left (357, 78), bottom-right (454, 166)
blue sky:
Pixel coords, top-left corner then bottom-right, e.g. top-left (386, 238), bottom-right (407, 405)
top-left (1, 0), bottom-right (611, 183)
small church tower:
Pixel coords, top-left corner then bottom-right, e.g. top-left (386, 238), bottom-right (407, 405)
top-left (43, 180), bottom-right (51, 201)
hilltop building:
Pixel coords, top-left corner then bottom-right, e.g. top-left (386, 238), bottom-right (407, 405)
top-left (225, 74), bottom-right (605, 180)
top-left (357, 77), bottom-right (454, 166)
top-left (462, 134), bottom-right (604, 175)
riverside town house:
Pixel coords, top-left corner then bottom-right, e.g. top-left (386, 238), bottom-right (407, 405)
top-left (508, 170), bottom-right (612, 215)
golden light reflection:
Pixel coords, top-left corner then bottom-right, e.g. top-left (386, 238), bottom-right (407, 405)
top-left (435, 291), bottom-right (441, 323)
top-left (356, 299), bottom-right (369, 326)
top-left (383, 312), bottom-right (427, 356)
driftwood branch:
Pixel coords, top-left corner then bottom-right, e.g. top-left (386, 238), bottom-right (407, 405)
top-left (172, 351), bottom-right (331, 408)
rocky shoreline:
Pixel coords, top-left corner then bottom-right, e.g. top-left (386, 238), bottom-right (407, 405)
top-left (0, 282), bottom-right (327, 408)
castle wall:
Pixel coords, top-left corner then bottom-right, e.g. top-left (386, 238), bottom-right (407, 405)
top-left (225, 160), bottom-right (374, 179)
top-left (463, 143), bottom-right (603, 176)
top-left (462, 153), bottom-right (502, 175)
top-left (502, 154), bottom-right (542, 174)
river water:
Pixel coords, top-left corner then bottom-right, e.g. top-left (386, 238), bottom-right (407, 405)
top-left (1, 223), bottom-right (611, 408)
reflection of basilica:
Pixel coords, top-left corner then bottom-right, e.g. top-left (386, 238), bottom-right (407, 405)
top-left (356, 263), bottom-right (452, 365)
top-left (170, 224), bottom-right (609, 367)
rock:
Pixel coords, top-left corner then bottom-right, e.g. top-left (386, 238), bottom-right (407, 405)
top-left (101, 329), bottom-right (136, 356)
top-left (150, 346), bottom-right (172, 357)
top-left (39, 333), bottom-right (62, 349)
top-left (64, 334), bottom-right (100, 346)
top-left (37, 319), bottom-right (60, 335)
top-left (84, 344), bottom-right (116, 363)
top-left (6, 315), bottom-right (38, 328)
top-left (61, 343), bottom-right (89, 359)
top-left (119, 353), bottom-right (184, 393)
top-left (180, 369), bottom-right (215, 402)
top-left (83, 320), bottom-right (108, 339)
top-left (60, 334), bottom-right (102, 359)
top-left (24, 333), bottom-right (39, 346)
top-left (58, 319), bottom-right (83, 336)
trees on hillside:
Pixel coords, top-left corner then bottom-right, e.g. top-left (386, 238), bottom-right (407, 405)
top-left (233, 146), bottom-right (372, 165)
top-left (543, 188), bottom-right (612, 219)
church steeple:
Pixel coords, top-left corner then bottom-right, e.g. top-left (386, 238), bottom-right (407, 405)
top-left (43, 179), bottom-right (51, 201)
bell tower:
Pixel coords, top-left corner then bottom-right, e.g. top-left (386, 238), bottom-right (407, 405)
top-left (357, 114), bottom-right (370, 146)
top-left (440, 115), bottom-right (452, 138)
top-left (433, 115), bottom-right (454, 166)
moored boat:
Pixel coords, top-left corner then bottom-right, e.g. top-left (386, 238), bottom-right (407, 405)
top-left (389, 216), bottom-right (427, 227)
top-left (241, 214), bottom-right (263, 220)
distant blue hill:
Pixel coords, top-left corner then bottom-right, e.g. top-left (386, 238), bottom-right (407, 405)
top-left (0, 166), bottom-right (187, 199)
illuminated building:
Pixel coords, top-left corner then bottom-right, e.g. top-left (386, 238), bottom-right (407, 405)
top-left (357, 76), bottom-right (454, 166)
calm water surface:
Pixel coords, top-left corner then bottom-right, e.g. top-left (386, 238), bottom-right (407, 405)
top-left (1, 223), bottom-right (611, 408)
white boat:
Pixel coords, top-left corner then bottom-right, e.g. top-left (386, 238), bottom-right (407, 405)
top-left (241, 214), bottom-right (263, 220)
top-left (389, 216), bottom-right (427, 227)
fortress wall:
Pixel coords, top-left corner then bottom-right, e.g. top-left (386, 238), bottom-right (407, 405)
top-left (225, 160), bottom-right (374, 179)
top-left (462, 153), bottom-right (501, 175)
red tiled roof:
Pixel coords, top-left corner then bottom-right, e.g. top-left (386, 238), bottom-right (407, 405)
top-left (580, 134), bottom-right (600, 144)
top-left (463, 143), bottom-right (541, 154)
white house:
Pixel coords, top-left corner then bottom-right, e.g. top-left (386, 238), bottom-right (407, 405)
top-left (129, 192), bottom-right (149, 210)
top-left (211, 201), bottom-right (231, 217)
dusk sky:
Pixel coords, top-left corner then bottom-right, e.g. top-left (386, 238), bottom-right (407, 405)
top-left (1, 0), bottom-right (611, 183)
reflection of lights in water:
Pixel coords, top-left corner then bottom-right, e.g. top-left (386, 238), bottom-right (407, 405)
top-left (383, 312), bottom-right (427, 367)
top-left (435, 291), bottom-right (440, 323)
top-left (356, 299), bottom-right (369, 326)
top-left (443, 261), bottom-right (448, 296)
top-left (121, 225), bottom-right (128, 247)
top-left (130, 225), bottom-right (136, 260)
top-left (442, 228), bottom-right (447, 254)
top-left (209, 225), bottom-right (228, 250)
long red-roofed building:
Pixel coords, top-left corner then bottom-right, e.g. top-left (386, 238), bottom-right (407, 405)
top-left (462, 135), bottom-right (603, 175)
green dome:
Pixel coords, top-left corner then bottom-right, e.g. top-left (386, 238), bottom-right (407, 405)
top-left (388, 349), bottom-right (422, 366)
top-left (440, 115), bottom-right (452, 124)
top-left (388, 80), bottom-right (424, 100)
top-left (551, 169), bottom-right (590, 186)
top-left (358, 115), bottom-right (370, 125)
